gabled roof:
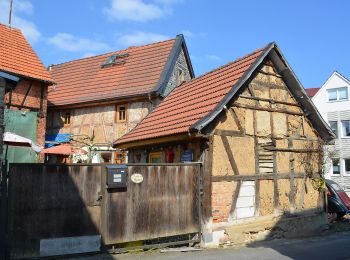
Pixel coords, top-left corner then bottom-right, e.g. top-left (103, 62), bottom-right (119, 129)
top-left (305, 88), bottom-right (320, 98)
top-left (114, 42), bottom-right (335, 147)
top-left (312, 70), bottom-right (350, 100)
top-left (0, 23), bottom-right (53, 83)
top-left (48, 35), bottom-right (194, 107)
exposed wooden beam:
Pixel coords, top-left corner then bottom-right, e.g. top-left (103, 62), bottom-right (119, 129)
top-left (214, 129), bottom-right (244, 137)
top-left (20, 81), bottom-right (33, 109)
top-left (263, 147), bottom-right (319, 153)
top-left (229, 108), bottom-right (244, 134)
top-left (211, 172), bottom-right (307, 182)
top-left (239, 95), bottom-right (300, 107)
top-left (7, 88), bottom-right (12, 109)
top-left (234, 103), bottom-right (304, 116)
top-left (229, 181), bottom-right (241, 216)
top-left (6, 103), bottom-right (39, 111)
top-left (221, 135), bottom-right (240, 175)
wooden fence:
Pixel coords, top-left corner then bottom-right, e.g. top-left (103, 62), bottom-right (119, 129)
top-left (5, 163), bottom-right (201, 258)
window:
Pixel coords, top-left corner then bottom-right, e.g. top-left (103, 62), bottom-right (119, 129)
top-left (342, 120), bottom-right (350, 137)
top-left (116, 105), bottom-right (127, 122)
top-left (100, 152), bottom-right (112, 163)
top-left (327, 87), bottom-right (348, 101)
top-left (114, 151), bottom-right (126, 164)
top-left (177, 69), bottom-right (185, 85)
top-left (149, 151), bottom-right (163, 163)
top-left (64, 112), bottom-right (71, 125)
top-left (329, 121), bottom-right (338, 138)
top-left (332, 159), bottom-right (340, 175)
top-left (101, 53), bottom-right (128, 68)
top-left (345, 159), bottom-right (350, 174)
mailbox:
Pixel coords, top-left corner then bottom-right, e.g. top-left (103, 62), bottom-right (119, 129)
top-left (106, 165), bottom-right (128, 189)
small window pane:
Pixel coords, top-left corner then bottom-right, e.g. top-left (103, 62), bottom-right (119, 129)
top-left (329, 121), bottom-right (338, 138)
top-left (345, 159), bottom-right (350, 173)
top-left (342, 121), bottom-right (350, 137)
top-left (328, 89), bottom-right (337, 101)
top-left (338, 87), bottom-right (348, 100)
top-left (333, 160), bottom-right (340, 174)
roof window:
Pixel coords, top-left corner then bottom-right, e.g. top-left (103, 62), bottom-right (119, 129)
top-left (101, 53), bottom-right (129, 68)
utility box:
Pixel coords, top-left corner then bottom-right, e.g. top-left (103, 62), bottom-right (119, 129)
top-left (106, 165), bottom-right (128, 189)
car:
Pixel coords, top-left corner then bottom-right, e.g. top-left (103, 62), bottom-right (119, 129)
top-left (326, 179), bottom-right (350, 220)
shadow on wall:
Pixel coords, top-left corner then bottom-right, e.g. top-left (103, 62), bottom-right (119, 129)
top-left (4, 163), bottom-right (114, 259)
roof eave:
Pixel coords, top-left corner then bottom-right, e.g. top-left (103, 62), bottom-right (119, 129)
top-left (0, 69), bottom-right (54, 85)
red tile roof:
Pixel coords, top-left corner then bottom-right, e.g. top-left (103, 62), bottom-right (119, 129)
top-left (48, 38), bottom-right (177, 107)
top-left (305, 88), bottom-right (319, 98)
top-left (114, 45), bottom-right (268, 146)
top-left (0, 23), bottom-right (52, 83)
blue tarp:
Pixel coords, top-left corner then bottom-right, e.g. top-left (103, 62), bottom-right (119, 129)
top-left (45, 134), bottom-right (71, 148)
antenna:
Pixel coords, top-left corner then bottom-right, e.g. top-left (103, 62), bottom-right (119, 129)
top-left (9, 0), bottom-right (13, 26)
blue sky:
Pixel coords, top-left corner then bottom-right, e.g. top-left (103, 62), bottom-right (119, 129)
top-left (0, 0), bottom-right (349, 88)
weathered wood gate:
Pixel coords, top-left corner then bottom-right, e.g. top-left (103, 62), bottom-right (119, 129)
top-left (5, 163), bottom-right (201, 258)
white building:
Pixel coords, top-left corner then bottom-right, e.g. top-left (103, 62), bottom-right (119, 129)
top-left (310, 71), bottom-right (350, 194)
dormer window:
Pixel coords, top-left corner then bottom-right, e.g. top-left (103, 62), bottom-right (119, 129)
top-left (101, 53), bottom-right (129, 68)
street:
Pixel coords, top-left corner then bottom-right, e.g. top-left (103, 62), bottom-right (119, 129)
top-left (68, 230), bottom-right (350, 260)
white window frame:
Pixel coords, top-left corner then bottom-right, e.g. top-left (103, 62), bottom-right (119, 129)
top-left (331, 159), bottom-right (341, 176)
top-left (343, 158), bottom-right (350, 175)
top-left (327, 87), bottom-right (348, 102)
top-left (329, 121), bottom-right (338, 138)
top-left (341, 120), bottom-right (350, 138)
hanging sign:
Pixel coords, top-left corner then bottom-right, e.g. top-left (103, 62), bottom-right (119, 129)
top-left (131, 173), bottom-right (143, 184)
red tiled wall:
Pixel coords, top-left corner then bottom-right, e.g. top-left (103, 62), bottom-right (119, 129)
top-left (4, 79), bottom-right (48, 147)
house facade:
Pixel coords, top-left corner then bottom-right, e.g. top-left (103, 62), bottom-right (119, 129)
top-left (46, 35), bottom-right (194, 163)
top-left (310, 71), bottom-right (350, 194)
top-left (0, 24), bottom-right (53, 163)
top-left (114, 43), bottom-right (334, 245)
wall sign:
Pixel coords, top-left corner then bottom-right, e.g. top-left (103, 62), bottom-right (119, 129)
top-left (131, 173), bottom-right (143, 184)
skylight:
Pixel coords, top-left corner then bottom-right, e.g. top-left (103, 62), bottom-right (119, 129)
top-left (101, 53), bottom-right (129, 68)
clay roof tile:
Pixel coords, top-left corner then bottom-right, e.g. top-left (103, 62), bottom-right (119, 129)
top-left (0, 23), bottom-right (53, 83)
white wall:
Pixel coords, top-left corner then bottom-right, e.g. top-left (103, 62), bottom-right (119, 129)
top-left (312, 71), bottom-right (350, 193)
top-left (312, 72), bottom-right (350, 120)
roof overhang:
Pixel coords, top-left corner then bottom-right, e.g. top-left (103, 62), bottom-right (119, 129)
top-left (189, 42), bottom-right (335, 143)
top-left (0, 69), bottom-right (54, 85)
top-left (114, 133), bottom-right (201, 149)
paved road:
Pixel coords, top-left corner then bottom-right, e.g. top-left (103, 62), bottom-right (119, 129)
top-left (68, 231), bottom-right (350, 260)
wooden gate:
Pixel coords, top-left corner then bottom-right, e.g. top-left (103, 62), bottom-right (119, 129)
top-left (101, 163), bottom-right (202, 245)
top-left (5, 163), bottom-right (201, 258)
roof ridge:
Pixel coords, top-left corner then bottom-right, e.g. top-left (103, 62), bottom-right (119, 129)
top-left (0, 23), bottom-right (21, 32)
top-left (50, 38), bottom-right (176, 68)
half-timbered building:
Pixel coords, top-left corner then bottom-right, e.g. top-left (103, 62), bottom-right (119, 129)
top-left (114, 42), bottom-right (334, 245)
top-left (47, 35), bottom-right (194, 163)
top-left (0, 24), bottom-right (53, 163)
